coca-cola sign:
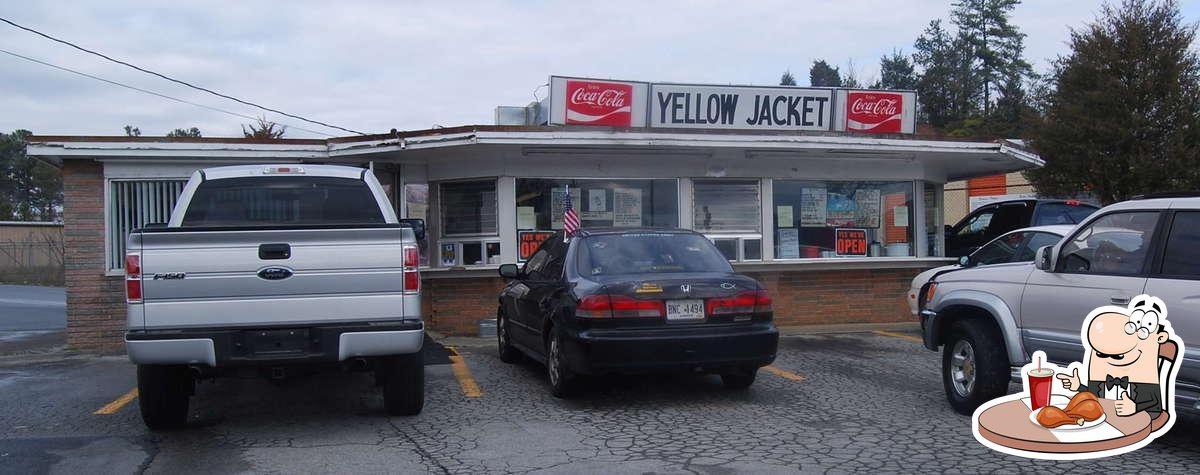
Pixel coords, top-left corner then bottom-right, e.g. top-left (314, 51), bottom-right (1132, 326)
top-left (845, 91), bottom-right (904, 133)
top-left (565, 80), bottom-right (633, 126)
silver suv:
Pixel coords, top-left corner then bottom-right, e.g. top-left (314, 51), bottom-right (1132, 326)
top-left (918, 194), bottom-right (1198, 415)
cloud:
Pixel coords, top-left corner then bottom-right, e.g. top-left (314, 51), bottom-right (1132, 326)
top-left (0, 0), bottom-right (1193, 138)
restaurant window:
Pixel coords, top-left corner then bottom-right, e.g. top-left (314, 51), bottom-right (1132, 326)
top-left (772, 180), bottom-right (914, 258)
top-left (107, 179), bottom-right (187, 271)
top-left (924, 182), bottom-right (943, 257)
top-left (693, 180), bottom-right (761, 261)
top-left (438, 180), bottom-right (498, 267)
top-left (405, 183), bottom-right (430, 267)
top-left (515, 178), bottom-right (678, 230)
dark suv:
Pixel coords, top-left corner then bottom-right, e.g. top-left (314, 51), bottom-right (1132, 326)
top-left (945, 199), bottom-right (1098, 257)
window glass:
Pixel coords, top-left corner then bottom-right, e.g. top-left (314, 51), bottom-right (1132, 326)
top-left (972, 231), bottom-right (1025, 265)
top-left (578, 233), bottom-right (732, 276)
top-left (515, 178), bottom-right (678, 230)
top-left (440, 180), bottom-right (497, 235)
top-left (1034, 203), bottom-right (1097, 226)
top-left (713, 238), bottom-right (738, 260)
top-left (924, 183), bottom-right (943, 256)
top-left (773, 180), bottom-right (914, 258)
top-left (1162, 212), bottom-right (1200, 277)
top-left (107, 180), bottom-right (187, 270)
top-left (1019, 232), bottom-right (1061, 262)
top-left (1059, 212), bottom-right (1159, 275)
top-left (693, 180), bottom-right (761, 233)
top-left (405, 184), bottom-right (430, 266)
top-left (959, 210), bottom-right (995, 236)
top-left (182, 176), bottom-right (383, 227)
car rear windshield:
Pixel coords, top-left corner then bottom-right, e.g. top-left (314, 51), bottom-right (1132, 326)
top-left (181, 176), bottom-right (385, 227)
top-left (578, 233), bottom-right (733, 276)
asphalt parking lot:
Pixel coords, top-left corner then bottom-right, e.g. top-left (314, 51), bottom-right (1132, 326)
top-left (1, 330), bottom-right (1198, 474)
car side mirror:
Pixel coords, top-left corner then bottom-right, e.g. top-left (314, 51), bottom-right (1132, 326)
top-left (944, 224), bottom-right (953, 235)
top-left (498, 263), bottom-right (521, 279)
top-left (398, 218), bottom-right (426, 241)
top-left (1035, 245), bottom-right (1054, 272)
top-left (958, 255), bottom-right (973, 268)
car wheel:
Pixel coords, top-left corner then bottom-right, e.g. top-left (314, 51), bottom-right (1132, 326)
top-left (721, 367), bottom-right (758, 389)
top-left (382, 352), bottom-right (425, 416)
top-left (546, 326), bottom-right (576, 398)
top-left (942, 319), bottom-right (1008, 415)
top-left (497, 308), bottom-right (521, 364)
top-left (137, 364), bottom-right (192, 430)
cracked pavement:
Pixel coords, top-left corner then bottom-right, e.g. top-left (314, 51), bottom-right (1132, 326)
top-left (1, 332), bottom-right (1198, 473)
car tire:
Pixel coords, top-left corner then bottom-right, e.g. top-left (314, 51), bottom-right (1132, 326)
top-left (497, 307), bottom-right (521, 364)
top-left (942, 319), bottom-right (1009, 415)
top-left (137, 364), bottom-right (192, 430)
top-left (382, 352), bottom-right (425, 416)
top-left (721, 368), bottom-right (758, 389)
top-left (546, 326), bottom-right (577, 398)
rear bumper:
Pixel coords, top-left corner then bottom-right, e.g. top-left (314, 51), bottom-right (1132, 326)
top-left (561, 322), bottom-right (778, 375)
top-left (126, 320), bottom-right (423, 367)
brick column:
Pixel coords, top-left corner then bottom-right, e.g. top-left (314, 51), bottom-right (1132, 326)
top-left (62, 160), bottom-right (125, 353)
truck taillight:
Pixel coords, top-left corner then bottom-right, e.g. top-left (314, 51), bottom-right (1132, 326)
top-left (125, 253), bottom-right (142, 303)
top-left (576, 295), bottom-right (665, 319)
top-left (402, 246), bottom-right (420, 293)
top-left (707, 290), bottom-right (772, 315)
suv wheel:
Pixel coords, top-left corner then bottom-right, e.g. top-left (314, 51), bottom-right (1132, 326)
top-left (942, 319), bottom-right (1008, 415)
top-left (382, 352), bottom-right (425, 416)
top-left (137, 364), bottom-right (192, 430)
top-left (546, 326), bottom-right (576, 398)
top-left (497, 307), bottom-right (521, 364)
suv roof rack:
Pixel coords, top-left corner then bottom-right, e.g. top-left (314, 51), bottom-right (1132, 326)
top-left (1131, 191), bottom-right (1200, 200)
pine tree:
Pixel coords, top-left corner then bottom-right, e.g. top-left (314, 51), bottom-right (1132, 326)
top-left (878, 51), bottom-right (919, 90)
top-left (780, 70), bottom-right (797, 86)
top-left (952, 0), bottom-right (1031, 115)
top-left (166, 127), bottom-right (202, 138)
top-left (1027, 0), bottom-right (1200, 204)
top-left (809, 60), bottom-right (842, 87)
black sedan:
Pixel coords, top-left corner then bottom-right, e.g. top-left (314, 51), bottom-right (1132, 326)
top-left (496, 228), bottom-right (779, 397)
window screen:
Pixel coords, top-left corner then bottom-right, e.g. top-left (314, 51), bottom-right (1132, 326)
top-left (440, 180), bottom-right (497, 235)
top-left (693, 180), bottom-right (760, 233)
top-left (107, 180), bottom-right (187, 270)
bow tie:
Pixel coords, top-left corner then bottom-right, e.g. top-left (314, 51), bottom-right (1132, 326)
top-left (1105, 375), bottom-right (1129, 390)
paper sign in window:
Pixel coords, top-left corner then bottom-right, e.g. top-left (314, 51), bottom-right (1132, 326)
top-left (613, 188), bottom-right (643, 227)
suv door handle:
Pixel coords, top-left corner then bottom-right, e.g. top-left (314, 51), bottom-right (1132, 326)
top-left (1110, 296), bottom-right (1130, 305)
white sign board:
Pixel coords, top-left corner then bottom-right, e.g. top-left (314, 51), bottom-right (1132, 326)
top-left (612, 188), bottom-right (643, 227)
top-left (649, 84), bottom-right (833, 131)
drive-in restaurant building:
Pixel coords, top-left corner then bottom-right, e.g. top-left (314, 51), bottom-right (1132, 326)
top-left (27, 75), bottom-right (1043, 351)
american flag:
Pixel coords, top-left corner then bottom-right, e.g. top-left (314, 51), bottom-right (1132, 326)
top-left (563, 185), bottom-right (579, 237)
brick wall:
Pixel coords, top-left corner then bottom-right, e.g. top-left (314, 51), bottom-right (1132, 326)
top-left (421, 266), bottom-right (931, 336)
top-left (63, 160), bottom-right (126, 353)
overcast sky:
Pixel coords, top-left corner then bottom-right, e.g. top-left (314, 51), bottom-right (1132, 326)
top-left (2, 1), bottom-right (1197, 138)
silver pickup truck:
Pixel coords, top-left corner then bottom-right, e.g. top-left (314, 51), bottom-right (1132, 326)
top-left (125, 164), bottom-right (425, 429)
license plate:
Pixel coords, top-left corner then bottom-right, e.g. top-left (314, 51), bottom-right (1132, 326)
top-left (666, 299), bottom-right (704, 321)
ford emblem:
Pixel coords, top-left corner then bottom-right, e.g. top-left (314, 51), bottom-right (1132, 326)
top-left (258, 267), bottom-right (293, 280)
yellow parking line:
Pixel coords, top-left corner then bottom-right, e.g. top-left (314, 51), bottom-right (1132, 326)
top-left (874, 330), bottom-right (923, 344)
top-left (448, 351), bottom-right (482, 398)
top-left (763, 365), bottom-right (805, 382)
top-left (94, 388), bottom-right (138, 415)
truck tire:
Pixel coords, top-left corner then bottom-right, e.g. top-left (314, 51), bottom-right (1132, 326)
top-left (137, 364), bottom-right (192, 430)
top-left (546, 325), bottom-right (577, 398)
top-left (496, 307), bottom-right (522, 364)
top-left (942, 319), bottom-right (1009, 415)
top-left (382, 352), bottom-right (424, 416)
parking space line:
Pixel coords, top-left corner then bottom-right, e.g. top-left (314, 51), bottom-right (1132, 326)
top-left (445, 347), bottom-right (482, 398)
top-left (873, 330), bottom-right (923, 344)
top-left (763, 365), bottom-right (804, 382)
top-left (94, 388), bottom-right (138, 415)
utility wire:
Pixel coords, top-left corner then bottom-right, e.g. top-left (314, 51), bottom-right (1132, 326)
top-left (0, 47), bottom-right (334, 137)
top-left (0, 16), bottom-right (366, 135)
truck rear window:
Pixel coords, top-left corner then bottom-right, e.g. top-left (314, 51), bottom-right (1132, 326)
top-left (181, 176), bottom-right (385, 227)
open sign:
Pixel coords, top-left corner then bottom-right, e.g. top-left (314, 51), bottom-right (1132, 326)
top-left (835, 228), bottom-right (868, 256)
top-left (519, 231), bottom-right (556, 261)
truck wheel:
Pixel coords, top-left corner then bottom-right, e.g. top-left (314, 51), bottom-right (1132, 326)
top-left (546, 326), bottom-right (577, 398)
top-left (137, 364), bottom-right (192, 430)
top-left (382, 352), bottom-right (424, 416)
top-left (497, 308), bottom-right (521, 364)
top-left (720, 367), bottom-right (758, 389)
top-left (942, 319), bottom-right (1008, 415)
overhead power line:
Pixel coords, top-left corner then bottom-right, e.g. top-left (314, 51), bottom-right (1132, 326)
top-left (0, 47), bottom-right (334, 137)
top-left (0, 16), bottom-right (366, 135)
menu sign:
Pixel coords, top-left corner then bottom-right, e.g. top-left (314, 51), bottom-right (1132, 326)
top-left (835, 228), bottom-right (868, 257)
top-left (650, 84), bottom-right (832, 131)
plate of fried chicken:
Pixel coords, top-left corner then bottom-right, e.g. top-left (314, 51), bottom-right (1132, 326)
top-left (1030, 392), bottom-right (1107, 430)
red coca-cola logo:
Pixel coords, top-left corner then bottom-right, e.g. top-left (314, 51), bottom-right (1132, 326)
top-left (846, 92), bottom-right (903, 133)
top-left (565, 80), bottom-right (633, 126)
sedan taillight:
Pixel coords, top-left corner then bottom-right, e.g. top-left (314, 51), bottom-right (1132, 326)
top-left (402, 245), bottom-right (420, 293)
top-left (125, 253), bottom-right (142, 303)
top-left (577, 295), bottom-right (665, 319)
top-left (707, 290), bottom-right (771, 315)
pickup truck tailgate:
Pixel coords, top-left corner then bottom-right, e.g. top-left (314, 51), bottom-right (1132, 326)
top-left (131, 226), bottom-right (413, 330)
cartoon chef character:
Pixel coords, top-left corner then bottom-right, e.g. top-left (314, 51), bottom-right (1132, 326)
top-left (1057, 296), bottom-right (1173, 418)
